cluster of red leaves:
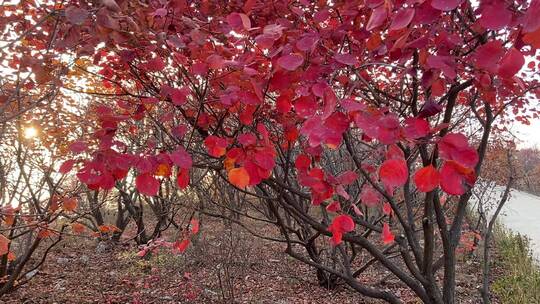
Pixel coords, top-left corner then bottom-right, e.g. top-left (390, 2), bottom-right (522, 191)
top-left (5, 0), bottom-right (540, 251)
top-left (137, 219), bottom-right (200, 257)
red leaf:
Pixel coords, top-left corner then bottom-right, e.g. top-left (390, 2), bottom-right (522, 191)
top-left (431, 0), bottom-right (461, 11)
top-left (438, 133), bottom-right (478, 168)
top-left (136, 173), bottom-right (160, 196)
top-left (69, 141), bottom-right (87, 154)
top-left (366, 6), bottom-right (387, 31)
top-left (153, 8), bottom-right (167, 17)
top-left (170, 88), bottom-right (188, 105)
top-left (276, 93), bottom-right (292, 113)
top-left (523, 0), bottom-right (540, 33)
top-left (326, 201), bottom-right (341, 212)
top-left (65, 6), bottom-right (89, 25)
top-left (328, 215), bottom-right (355, 245)
top-left (59, 160), bottom-right (76, 174)
top-left (334, 53), bottom-right (358, 66)
top-left (62, 197), bottom-right (78, 212)
top-left (190, 219), bottom-right (199, 234)
top-left (295, 154), bottom-right (311, 171)
top-left (145, 57), bottom-right (165, 71)
top-left (227, 12), bottom-right (251, 30)
top-left (102, 0), bottom-right (121, 12)
top-left (427, 55), bottom-right (456, 79)
top-left (375, 114), bottom-right (401, 144)
top-left (478, 2), bottom-right (512, 30)
top-left (379, 159), bottom-right (408, 188)
top-left (413, 165), bottom-right (440, 192)
top-left (336, 171), bottom-right (358, 185)
top-left (404, 118), bottom-right (430, 139)
top-left (332, 215), bottom-right (355, 232)
top-left (382, 202), bottom-right (393, 216)
top-left (228, 167), bottom-right (250, 188)
top-left (170, 148), bottom-right (192, 169)
top-left (472, 41), bottom-right (504, 72)
top-left (418, 101), bottom-right (443, 118)
top-left (386, 144), bottom-right (405, 160)
top-left (296, 34), bottom-right (319, 51)
top-left (204, 136), bottom-right (227, 157)
top-left (440, 161), bottom-right (476, 195)
top-left (360, 185), bottom-right (380, 207)
top-left (71, 223), bottom-right (86, 234)
top-left (177, 168), bottom-right (190, 189)
top-left (498, 48), bottom-right (525, 79)
top-left (382, 223), bottom-right (395, 244)
top-left (389, 8), bottom-right (415, 31)
top-left (294, 95), bottom-right (317, 118)
top-left (0, 235), bottom-right (10, 256)
top-left (238, 133), bottom-right (257, 146)
top-left (277, 53), bottom-right (304, 71)
top-left (175, 239), bottom-right (190, 253)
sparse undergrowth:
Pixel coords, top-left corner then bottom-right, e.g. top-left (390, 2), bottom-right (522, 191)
top-left (492, 228), bottom-right (540, 303)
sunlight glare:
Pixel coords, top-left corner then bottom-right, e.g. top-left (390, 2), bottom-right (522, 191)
top-left (24, 126), bottom-right (38, 139)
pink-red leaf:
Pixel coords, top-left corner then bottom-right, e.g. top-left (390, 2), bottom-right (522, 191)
top-left (59, 160), bottom-right (76, 174)
top-left (177, 168), bottom-right (190, 189)
top-left (226, 12), bottom-right (251, 30)
top-left (431, 0), bottom-right (461, 11)
top-left (389, 8), bottom-right (415, 31)
top-left (328, 215), bottom-right (355, 245)
top-left (478, 2), bottom-right (512, 30)
top-left (336, 171), bottom-right (358, 185)
top-left (190, 219), bottom-right (199, 234)
top-left (404, 118), bottom-right (430, 139)
top-left (65, 6), bottom-right (89, 25)
top-left (361, 185), bottom-right (381, 207)
top-left (498, 48), bottom-right (525, 79)
top-left (170, 148), bottom-right (192, 169)
top-left (366, 6), bottom-right (387, 31)
top-left (175, 239), bottom-right (190, 253)
top-left (136, 173), bottom-right (160, 196)
top-left (204, 136), bottom-right (227, 157)
top-left (413, 165), bottom-right (440, 192)
top-left (382, 223), bottom-right (395, 244)
top-left (295, 154), bottom-right (311, 171)
top-left (0, 235), bottom-right (9, 256)
top-left (277, 53), bottom-right (304, 71)
top-left (69, 141), bottom-right (87, 154)
top-left (440, 161), bottom-right (476, 195)
top-left (439, 133), bottom-right (479, 168)
top-left (334, 53), bottom-right (358, 66)
top-left (379, 159), bottom-right (408, 188)
top-left (326, 201), bottom-right (341, 212)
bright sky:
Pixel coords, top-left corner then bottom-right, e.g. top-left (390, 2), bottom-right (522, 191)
top-left (513, 119), bottom-right (540, 149)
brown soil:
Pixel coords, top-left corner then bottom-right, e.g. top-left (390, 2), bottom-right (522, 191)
top-left (1, 218), bottom-right (494, 304)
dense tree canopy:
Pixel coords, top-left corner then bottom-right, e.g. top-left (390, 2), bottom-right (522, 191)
top-left (1, 0), bottom-right (540, 303)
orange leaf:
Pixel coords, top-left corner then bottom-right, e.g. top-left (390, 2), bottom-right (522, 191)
top-left (98, 225), bottom-right (110, 233)
top-left (7, 251), bottom-right (16, 262)
top-left (175, 239), bottom-right (190, 253)
top-left (0, 235), bottom-right (10, 256)
top-left (224, 157), bottom-right (235, 171)
top-left (154, 163), bottom-right (172, 177)
top-left (63, 197), bottom-right (78, 212)
top-left (71, 222), bottom-right (86, 234)
top-left (49, 197), bottom-right (60, 212)
top-left (37, 229), bottom-right (53, 239)
top-left (98, 224), bottom-right (121, 234)
top-left (3, 215), bottom-right (14, 227)
top-left (228, 167), bottom-right (250, 188)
